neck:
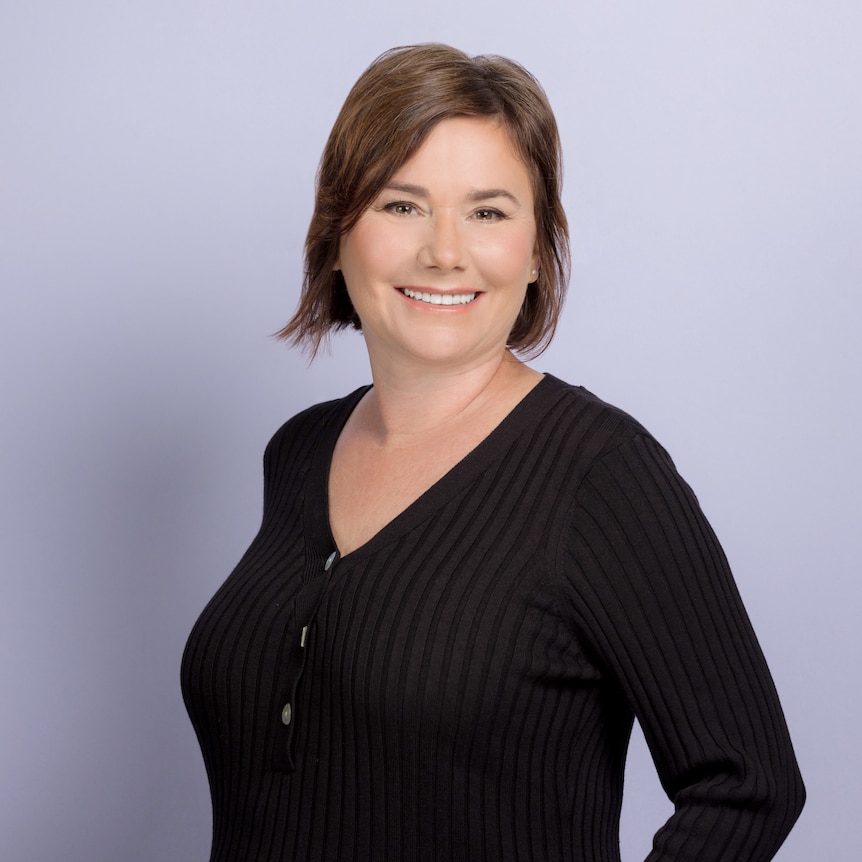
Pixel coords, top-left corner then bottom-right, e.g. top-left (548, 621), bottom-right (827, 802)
top-left (358, 351), bottom-right (541, 448)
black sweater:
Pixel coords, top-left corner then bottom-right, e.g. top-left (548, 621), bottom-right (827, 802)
top-left (181, 374), bottom-right (804, 861)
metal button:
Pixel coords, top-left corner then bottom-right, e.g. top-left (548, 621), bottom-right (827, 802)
top-left (324, 551), bottom-right (337, 571)
top-left (300, 625), bottom-right (309, 648)
top-left (281, 703), bottom-right (292, 725)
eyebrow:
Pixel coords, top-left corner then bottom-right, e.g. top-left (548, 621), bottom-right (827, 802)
top-left (383, 183), bottom-right (523, 207)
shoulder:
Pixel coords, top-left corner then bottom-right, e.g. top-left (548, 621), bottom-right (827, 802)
top-left (263, 384), bottom-right (371, 469)
top-left (541, 379), bottom-right (705, 558)
top-left (533, 374), bottom-right (665, 471)
top-left (530, 375), bottom-right (701, 530)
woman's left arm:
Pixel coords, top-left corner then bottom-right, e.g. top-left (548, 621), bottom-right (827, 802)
top-left (561, 433), bottom-right (805, 861)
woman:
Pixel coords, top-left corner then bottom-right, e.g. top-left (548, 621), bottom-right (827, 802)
top-left (182, 44), bottom-right (804, 861)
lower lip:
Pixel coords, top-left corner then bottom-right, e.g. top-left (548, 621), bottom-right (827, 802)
top-left (397, 289), bottom-right (481, 311)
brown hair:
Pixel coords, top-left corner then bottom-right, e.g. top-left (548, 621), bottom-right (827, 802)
top-left (277, 43), bottom-right (570, 358)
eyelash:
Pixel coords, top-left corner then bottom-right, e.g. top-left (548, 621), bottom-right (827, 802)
top-left (382, 201), bottom-right (417, 216)
top-left (473, 208), bottom-right (507, 222)
top-left (380, 201), bottom-right (509, 221)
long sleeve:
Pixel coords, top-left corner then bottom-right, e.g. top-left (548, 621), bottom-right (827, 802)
top-left (183, 377), bottom-right (805, 860)
top-left (559, 433), bottom-right (805, 861)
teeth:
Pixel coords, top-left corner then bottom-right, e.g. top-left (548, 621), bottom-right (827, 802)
top-left (402, 288), bottom-right (477, 305)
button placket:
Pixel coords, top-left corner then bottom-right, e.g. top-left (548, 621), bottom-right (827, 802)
top-left (273, 548), bottom-right (339, 773)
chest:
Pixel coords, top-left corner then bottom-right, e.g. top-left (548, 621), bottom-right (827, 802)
top-left (328, 426), bottom-right (493, 556)
top-left (195, 499), bottom-right (598, 749)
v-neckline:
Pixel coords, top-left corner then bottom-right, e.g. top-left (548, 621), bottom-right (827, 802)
top-left (302, 374), bottom-right (565, 566)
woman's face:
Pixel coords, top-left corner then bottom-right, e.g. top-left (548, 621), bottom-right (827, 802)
top-left (336, 116), bottom-right (538, 373)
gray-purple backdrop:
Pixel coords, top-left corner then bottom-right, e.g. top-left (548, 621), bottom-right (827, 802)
top-left (2, 2), bottom-right (859, 859)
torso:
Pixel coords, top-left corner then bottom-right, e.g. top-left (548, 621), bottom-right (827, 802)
top-left (181, 374), bottom-right (800, 861)
top-left (328, 366), bottom-right (543, 555)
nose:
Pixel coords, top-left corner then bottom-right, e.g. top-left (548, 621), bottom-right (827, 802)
top-left (418, 209), bottom-right (467, 271)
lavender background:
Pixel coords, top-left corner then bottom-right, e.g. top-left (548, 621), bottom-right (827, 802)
top-left (2, 2), bottom-right (859, 859)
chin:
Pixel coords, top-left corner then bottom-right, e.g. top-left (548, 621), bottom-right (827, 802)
top-left (402, 335), bottom-right (500, 368)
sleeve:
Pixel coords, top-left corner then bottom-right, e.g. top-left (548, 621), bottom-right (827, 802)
top-left (559, 433), bottom-right (805, 861)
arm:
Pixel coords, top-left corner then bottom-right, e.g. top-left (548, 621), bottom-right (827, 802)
top-left (561, 434), bottom-right (804, 861)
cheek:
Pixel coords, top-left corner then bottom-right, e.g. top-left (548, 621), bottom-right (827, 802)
top-left (338, 229), bottom-right (403, 319)
top-left (477, 233), bottom-right (536, 282)
top-left (340, 221), bottom-right (403, 282)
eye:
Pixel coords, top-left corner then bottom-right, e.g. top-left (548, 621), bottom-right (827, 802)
top-left (473, 208), bottom-right (506, 222)
top-left (382, 201), bottom-right (417, 216)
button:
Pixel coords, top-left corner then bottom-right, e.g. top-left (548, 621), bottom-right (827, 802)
top-left (300, 625), bottom-right (309, 648)
top-left (324, 551), bottom-right (337, 571)
top-left (281, 703), bottom-right (292, 725)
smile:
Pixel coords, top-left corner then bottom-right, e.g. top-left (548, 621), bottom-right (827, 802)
top-left (400, 288), bottom-right (477, 306)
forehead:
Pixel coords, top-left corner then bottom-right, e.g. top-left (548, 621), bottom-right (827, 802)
top-left (390, 116), bottom-right (532, 188)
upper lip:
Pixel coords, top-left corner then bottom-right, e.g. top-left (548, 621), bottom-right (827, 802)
top-left (398, 287), bottom-right (480, 294)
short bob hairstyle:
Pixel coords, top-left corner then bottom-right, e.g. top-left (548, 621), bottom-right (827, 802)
top-left (277, 43), bottom-right (570, 358)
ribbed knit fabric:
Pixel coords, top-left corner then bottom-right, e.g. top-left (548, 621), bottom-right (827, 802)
top-left (181, 375), bottom-right (804, 861)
